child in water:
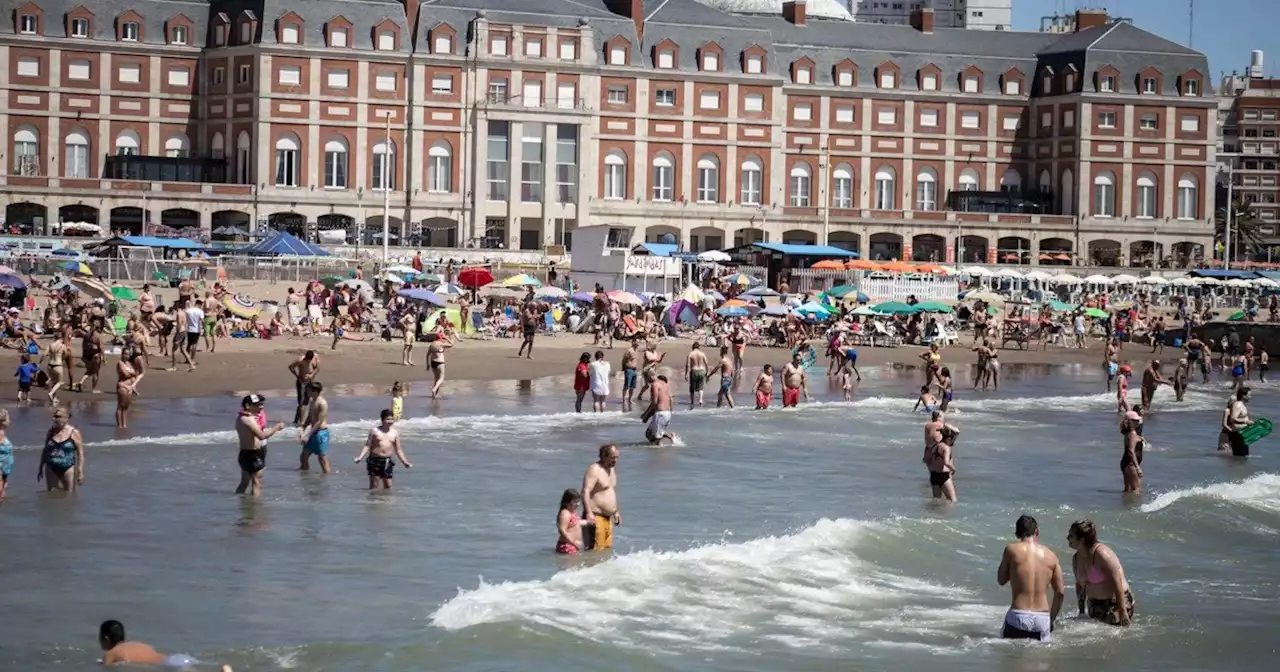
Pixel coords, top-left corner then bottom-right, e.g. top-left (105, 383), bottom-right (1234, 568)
top-left (1116, 364), bottom-right (1132, 413)
top-left (390, 381), bottom-right (405, 420)
top-left (838, 361), bottom-right (855, 402)
top-left (913, 385), bottom-right (937, 414)
top-left (555, 488), bottom-right (595, 554)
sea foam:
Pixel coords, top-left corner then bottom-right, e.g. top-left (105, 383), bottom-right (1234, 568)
top-left (1140, 473), bottom-right (1280, 515)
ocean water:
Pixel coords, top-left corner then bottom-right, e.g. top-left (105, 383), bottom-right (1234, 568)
top-left (1, 362), bottom-right (1278, 672)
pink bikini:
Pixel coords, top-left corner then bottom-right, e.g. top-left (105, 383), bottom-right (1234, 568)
top-left (556, 512), bottom-right (581, 554)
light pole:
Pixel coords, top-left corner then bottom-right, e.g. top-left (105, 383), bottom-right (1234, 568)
top-left (381, 113), bottom-right (392, 264)
top-left (1224, 162), bottom-right (1234, 269)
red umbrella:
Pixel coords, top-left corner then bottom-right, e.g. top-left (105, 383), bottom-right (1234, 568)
top-left (457, 267), bottom-right (495, 289)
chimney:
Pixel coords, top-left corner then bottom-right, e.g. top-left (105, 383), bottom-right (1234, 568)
top-left (783, 0), bottom-right (807, 27)
top-left (910, 7), bottom-right (935, 34)
top-left (1074, 8), bottom-right (1108, 32)
top-left (605, 0), bottom-right (645, 40)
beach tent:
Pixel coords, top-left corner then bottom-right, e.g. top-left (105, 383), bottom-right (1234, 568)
top-left (241, 231), bottom-right (331, 257)
top-left (664, 299), bottom-right (700, 327)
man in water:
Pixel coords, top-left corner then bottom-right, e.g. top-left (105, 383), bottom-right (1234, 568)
top-left (997, 515), bottom-right (1066, 642)
top-left (923, 411), bottom-right (959, 502)
top-left (299, 381), bottom-right (332, 473)
top-left (581, 444), bottom-right (621, 551)
top-left (637, 342), bottom-right (664, 403)
top-left (641, 373), bottom-right (675, 444)
top-left (716, 345), bottom-right (735, 408)
top-left (684, 342), bottom-right (709, 408)
top-left (98, 619), bottom-right (206, 669)
top-left (1184, 335), bottom-right (1209, 383)
top-left (780, 353), bottom-right (810, 408)
top-left (754, 364), bottom-right (774, 409)
top-left (1140, 360), bottom-right (1167, 411)
top-left (1103, 338), bottom-right (1120, 392)
top-left (354, 409), bottom-right (413, 489)
top-left (288, 350), bottom-right (320, 425)
top-left (235, 394), bottom-right (286, 496)
top-left (620, 341), bottom-right (639, 411)
top-left (1219, 386), bottom-right (1253, 456)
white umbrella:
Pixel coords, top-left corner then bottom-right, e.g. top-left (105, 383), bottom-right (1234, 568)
top-left (697, 250), bottom-right (731, 262)
top-left (381, 272), bottom-right (405, 284)
top-left (1195, 277), bottom-right (1222, 286)
top-left (1138, 276), bottom-right (1169, 285)
top-left (1083, 274), bottom-right (1114, 284)
top-left (1253, 277), bottom-right (1278, 288)
top-left (1054, 274), bottom-right (1083, 285)
top-left (961, 266), bottom-right (993, 277)
top-left (339, 279), bottom-right (373, 293)
top-left (535, 286), bottom-right (568, 299)
top-left (1024, 270), bottom-right (1054, 281)
top-left (1110, 274), bottom-right (1139, 284)
top-left (1225, 278), bottom-right (1253, 288)
top-left (966, 291), bottom-right (1006, 304)
top-left (995, 268), bottom-right (1024, 279)
top-left (1170, 277), bottom-right (1196, 286)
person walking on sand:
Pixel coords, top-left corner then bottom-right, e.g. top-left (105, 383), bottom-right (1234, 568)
top-left (202, 291), bottom-right (221, 354)
top-left (76, 319), bottom-right (105, 393)
top-left (684, 342), bottom-right (709, 408)
top-left (39, 406), bottom-right (84, 492)
top-left (354, 409), bottom-right (412, 490)
top-left (997, 515), bottom-right (1066, 642)
top-left (288, 351), bottom-right (320, 425)
top-left (518, 302), bottom-right (541, 359)
top-left (716, 346), bottom-right (736, 408)
top-left (299, 382), bottom-right (332, 473)
top-left (588, 350), bottom-right (612, 412)
top-left (582, 444), bottom-right (621, 551)
top-left (182, 297), bottom-right (204, 371)
top-left (426, 336), bottom-right (452, 400)
top-left (399, 312), bottom-right (417, 366)
top-left (235, 394), bottom-right (286, 496)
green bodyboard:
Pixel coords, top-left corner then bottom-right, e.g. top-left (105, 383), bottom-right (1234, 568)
top-left (1239, 418), bottom-right (1273, 445)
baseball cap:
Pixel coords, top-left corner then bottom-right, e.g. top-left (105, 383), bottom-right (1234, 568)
top-left (241, 394), bottom-right (265, 408)
top-left (1119, 365), bottom-right (1132, 374)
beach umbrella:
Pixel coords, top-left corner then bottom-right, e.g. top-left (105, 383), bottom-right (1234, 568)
top-left (1170, 277), bottom-right (1196, 287)
top-left (846, 259), bottom-right (883, 271)
top-left (965, 291), bottom-right (1005, 304)
top-left (1083, 307), bottom-right (1109, 318)
top-left (70, 276), bottom-right (112, 300)
top-left (1044, 299), bottom-right (1075, 312)
top-left (502, 273), bottom-right (543, 288)
top-left (397, 288), bottom-right (447, 307)
top-left (914, 264), bottom-right (947, 275)
top-left (987, 306), bottom-right (1002, 316)
top-left (828, 284), bottom-right (860, 298)
top-left (386, 264), bottom-right (418, 275)
top-left (722, 273), bottom-right (759, 287)
top-left (1138, 276), bottom-right (1169, 286)
top-left (52, 248), bottom-right (81, 257)
top-left (1195, 277), bottom-right (1222, 286)
top-left (716, 305), bottom-right (751, 317)
top-left (810, 259), bottom-right (846, 270)
top-left (1083, 274), bottom-right (1114, 284)
top-left (570, 291), bottom-right (596, 303)
top-left (318, 276), bottom-right (344, 288)
top-left (1253, 277), bottom-right (1278, 288)
top-left (534, 286), bottom-right (568, 300)
top-left (880, 260), bottom-right (915, 273)
top-left (1054, 274), bottom-right (1083, 285)
top-left (851, 305), bottom-right (886, 316)
top-left (872, 301), bottom-right (920, 315)
top-left (339, 279), bottom-right (373, 293)
top-left (697, 250), bottom-right (731, 262)
top-left (707, 289), bottom-right (726, 302)
top-left (961, 266), bottom-right (992, 277)
top-left (838, 291), bottom-right (872, 304)
top-left (111, 286), bottom-right (139, 301)
top-left (457, 267), bottom-right (495, 289)
top-left (1227, 310), bottom-right (1247, 321)
top-left (223, 294), bottom-right (261, 318)
top-left (62, 261), bottom-right (93, 276)
top-left (995, 268), bottom-right (1024, 279)
top-left (721, 299), bottom-right (753, 309)
top-left (914, 301), bottom-right (953, 313)
top-left (761, 304), bottom-right (792, 316)
top-left (607, 290), bottom-right (644, 306)
top-left (664, 299), bottom-right (700, 327)
top-left (381, 272), bottom-right (405, 284)
top-left (793, 301), bottom-right (832, 318)
top-left (1024, 270), bottom-right (1054, 282)
top-left (1225, 278), bottom-right (1253, 288)
top-left (432, 283), bottom-right (465, 296)
top-left (0, 265), bottom-right (15, 275)
top-left (1111, 274), bottom-right (1140, 284)
top-left (742, 286), bottom-right (780, 297)
top-left (0, 273), bottom-right (26, 289)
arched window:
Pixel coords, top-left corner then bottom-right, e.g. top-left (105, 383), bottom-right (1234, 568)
top-left (236, 131), bottom-right (251, 184)
top-left (915, 167), bottom-right (938, 211)
top-left (115, 129), bottom-right (141, 156)
top-left (274, 133), bottom-right (300, 187)
top-left (958, 168), bottom-right (980, 192)
top-left (874, 166), bottom-right (896, 210)
top-left (372, 140), bottom-right (395, 191)
top-left (651, 152), bottom-right (674, 202)
top-left (1177, 174), bottom-right (1198, 220)
top-left (428, 141), bottom-right (452, 193)
top-left (789, 162), bottom-right (811, 207)
top-left (740, 156), bottom-right (762, 205)
top-left (1136, 171), bottom-right (1157, 218)
top-left (64, 128), bottom-right (90, 178)
top-left (1000, 169), bottom-right (1022, 193)
top-left (696, 154), bottom-right (719, 203)
top-left (832, 163), bottom-right (853, 209)
top-left (211, 132), bottom-right (225, 160)
top-left (603, 150), bottom-right (626, 200)
top-left (1093, 171), bottom-right (1115, 217)
top-left (323, 138), bottom-right (348, 189)
top-left (1038, 169), bottom-right (1052, 194)
top-left (165, 133), bottom-right (189, 158)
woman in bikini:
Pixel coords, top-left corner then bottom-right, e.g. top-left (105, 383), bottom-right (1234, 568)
top-left (115, 352), bottom-right (141, 429)
top-left (1067, 520), bottom-right (1134, 626)
top-left (41, 328), bottom-right (71, 404)
top-left (1120, 416), bottom-right (1144, 494)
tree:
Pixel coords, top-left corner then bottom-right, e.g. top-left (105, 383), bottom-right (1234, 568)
top-left (1215, 196), bottom-right (1265, 261)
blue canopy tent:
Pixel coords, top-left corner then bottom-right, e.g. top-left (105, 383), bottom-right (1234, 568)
top-left (241, 232), bottom-right (331, 257)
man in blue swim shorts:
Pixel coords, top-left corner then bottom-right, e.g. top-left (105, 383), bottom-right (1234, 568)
top-left (299, 381), bottom-right (332, 473)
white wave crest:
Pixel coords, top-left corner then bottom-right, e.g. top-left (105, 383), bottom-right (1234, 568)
top-left (1140, 473), bottom-right (1280, 514)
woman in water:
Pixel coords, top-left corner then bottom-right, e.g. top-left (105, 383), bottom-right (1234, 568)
top-left (1067, 520), bottom-right (1134, 626)
top-left (115, 351), bottom-right (141, 428)
top-left (913, 385), bottom-right (937, 414)
top-left (936, 366), bottom-right (954, 412)
top-left (1120, 415), bottom-right (1144, 494)
top-left (555, 488), bottom-right (594, 554)
top-left (0, 408), bottom-right (13, 500)
top-left (573, 352), bottom-right (591, 413)
top-left (39, 406), bottom-right (84, 491)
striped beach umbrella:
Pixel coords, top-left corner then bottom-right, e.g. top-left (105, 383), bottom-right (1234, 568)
top-left (223, 294), bottom-right (261, 318)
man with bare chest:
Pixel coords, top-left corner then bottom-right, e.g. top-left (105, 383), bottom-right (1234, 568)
top-left (581, 444), bottom-right (621, 551)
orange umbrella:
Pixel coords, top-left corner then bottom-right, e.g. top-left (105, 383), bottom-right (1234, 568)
top-left (914, 264), bottom-right (944, 274)
top-left (722, 299), bottom-right (751, 308)
top-left (880, 260), bottom-right (915, 273)
top-left (811, 259), bottom-right (846, 270)
top-left (846, 259), bottom-right (882, 271)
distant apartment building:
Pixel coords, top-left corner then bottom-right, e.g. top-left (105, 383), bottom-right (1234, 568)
top-left (848, 0), bottom-right (1012, 30)
top-left (1216, 50), bottom-right (1280, 248)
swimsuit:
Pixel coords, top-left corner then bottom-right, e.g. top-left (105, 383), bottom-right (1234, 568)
top-left (623, 367), bottom-right (637, 390)
top-left (582, 513), bottom-right (614, 551)
top-left (366, 455), bottom-right (395, 479)
top-left (556, 512), bottom-right (582, 554)
top-left (391, 396), bottom-right (403, 420)
top-left (42, 435), bottom-right (77, 474)
top-left (1121, 438), bottom-right (1145, 471)
top-left (1002, 609), bottom-right (1052, 642)
top-left (689, 370), bottom-right (707, 393)
top-left (646, 410), bottom-right (672, 440)
top-left (755, 389), bottom-right (772, 408)
top-left (1087, 587), bottom-right (1136, 625)
top-left (921, 404), bottom-right (936, 414)
top-left (238, 448), bottom-right (266, 473)
top-left (0, 437), bottom-right (12, 479)
top-left (720, 375), bottom-right (732, 393)
top-left (304, 428), bottom-right (331, 456)
top-left (783, 387), bottom-right (801, 407)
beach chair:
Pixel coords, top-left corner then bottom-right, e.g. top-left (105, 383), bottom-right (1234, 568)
top-left (542, 310), bottom-right (559, 336)
top-left (872, 320), bottom-right (901, 347)
top-left (470, 311), bottom-right (495, 339)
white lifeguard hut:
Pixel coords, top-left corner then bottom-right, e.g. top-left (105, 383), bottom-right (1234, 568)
top-left (569, 224), bottom-right (684, 295)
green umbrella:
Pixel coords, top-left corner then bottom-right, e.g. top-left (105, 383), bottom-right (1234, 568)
top-left (1227, 310), bottom-right (1247, 321)
top-left (111, 286), bottom-right (139, 301)
top-left (987, 306), bottom-right (1001, 315)
top-left (1084, 307), bottom-right (1108, 318)
top-left (319, 276), bottom-right (344, 288)
top-left (1044, 299), bottom-right (1075, 312)
top-left (872, 301), bottom-right (920, 315)
top-left (828, 284), bottom-right (859, 298)
top-left (914, 301), bottom-right (953, 313)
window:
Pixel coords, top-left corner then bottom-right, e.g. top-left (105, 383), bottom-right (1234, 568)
top-left (520, 123), bottom-right (542, 203)
top-left (213, 66), bottom-right (225, 85)
top-left (832, 165), bottom-right (853, 209)
top-left (487, 121), bottom-right (509, 201)
top-left (657, 50), bottom-right (674, 69)
top-left (651, 154), bottom-right (673, 201)
top-left (275, 135), bottom-right (300, 186)
top-left (1142, 77), bottom-right (1157, 94)
top-left (377, 32), bottom-right (395, 51)
top-left (1177, 175), bottom-right (1198, 219)
top-left (432, 75), bottom-right (453, 94)
top-left (327, 69), bottom-right (349, 89)
top-left (790, 163), bottom-right (811, 207)
top-left (1002, 115), bottom-right (1020, 131)
top-left (879, 71), bottom-right (896, 89)
top-left (837, 70), bottom-right (853, 87)
top-left (282, 24), bottom-right (299, 44)
top-left (238, 64), bottom-right (251, 83)
top-left (1041, 74), bottom-right (1052, 93)
top-left (877, 108), bottom-right (896, 125)
top-left (122, 21), bottom-right (139, 41)
top-left (1065, 72), bottom-right (1076, 90)
top-left (963, 75), bottom-right (979, 93)
top-left (1064, 109), bottom-right (1075, 128)
top-left (114, 130), bottom-right (140, 156)
top-left (920, 108), bottom-right (939, 127)
top-left (793, 103), bottom-right (812, 122)
top-left (322, 139), bottom-right (347, 188)
top-left (214, 24), bottom-right (226, 45)
top-left (1185, 79), bottom-right (1199, 96)
top-left (607, 85), bottom-right (628, 104)
top-left (796, 67), bottom-right (811, 84)
top-left (239, 22), bottom-right (251, 43)
top-left (1139, 114), bottom-right (1158, 131)
top-left (696, 155), bottom-right (719, 203)
top-left (655, 88), bottom-right (676, 107)
top-left (12, 127), bottom-right (38, 175)
top-left (427, 141), bottom-right (452, 193)
top-left (372, 140), bottom-right (396, 191)
top-left (434, 34), bottom-right (452, 54)
top-left (1005, 79), bottom-right (1020, 95)
top-left (1093, 171), bottom-right (1115, 216)
top-left (746, 54), bottom-right (763, 74)
top-left (279, 66), bottom-right (301, 86)
top-left (1000, 170), bottom-right (1021, 193)
top-left (1136, 172), bottom-right (1157, 218)
top-left (604, 151), bottom-right (626, 200)
top-left (525, 38), bottom-right (542, 57)
top-left (609, 45), bottom-right (626, 65)
top-left (915, 168), bottom-right (937, 211)
top-left (740, 158), bottom-right (762, 205)
top-left (71, 18), bottom-right (88, 37)
top-left (921, 73), bottom-right (938, 91)
top-left (835, 106), bottom-right (854, 123)
top-left (699, 91), bottom-right (720, 110)
top-left (17, 56), bottom-right (39, 77)
top-left (744, 92), bottom-right (764, 112)
top-left (1041, 111), bottom-right (1053, 128)
top-left (19, 14), bottom-right (36, 34)
top-left (522, 79), bottom-right (542, 107)
top-left (1039, 170), bottom-right (1052, 194)
top-left (958, 169), bottom-right (980, 191)
top-left (490, 35), bottom-right (508, 56)
top-left (961, 111), bottom-right (980, 129)
top-left (702, 52), bottom-right (719, 72)
top-left (170, 25), bottom-right (187, 45)
top-left (375, 73), bottom-right (397, 92)
top-left (555, 125), bottom-right (578, 203)
top-left (236, 132), bottom-right (251, 183)
top-left (69, 59), bottom-right (90, 81)
top-left (1100, 75), bottom-right (1115, 92)
top-left (330, 28), bottom-right (348, 47)
top-left (64, 129), bottom-right (89, 178)
top-left (874, 167), bottom-right (896, 209)
top-left (559, 39), bottom-right (576, 60)
top-left (1098, 111), bottom-right (1116, 128)
top-left (1181, 115), bottom-right (1200, 132)
top-left (168, 68), bottom-right (190, 86)
top-left (557, 82), bottom-right (576, 109)
top-left (118, 64), bottom-right (141, 84)
top-left (488, 78), bottom-right (507, 102)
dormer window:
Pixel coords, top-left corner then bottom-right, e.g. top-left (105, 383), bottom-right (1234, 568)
top-left (19, 14), bottom-right (36, 34)
top-left (377, 31), bottom-right (395, 51)
top-left (281, 23), bottom-right (299, 44)
top-left (879, 71), bottom-right (896, 89)
top-left (963, 75), bottom-right (979, 93)
top-left (922, 73), bottom-right (938, 91)
top-left (795, 67), bottom-right (811, 84)
top-left (1005, 78), bottom-right (1020, 95)
top-left (330, 28), bottom-right (347, 47)
top-left (657, 49), bottom-right (674, 69)
top-left (608, 43), bottom-right (626, 65)
top-left (433, 32), bottom-right (452, 54)
top-left (122, 21), bottom-right (139, 41)
top-left (1100, 74), bottom-right (1116, 92)
top-left (702, 51), bottom-right (718, 72)
top-left (1042, 75), bottom-right (1052, 93)
top-left (1142, 76), bottom-right (1157, 94)
top-left (240, 22), bottom-right (251, 43)
top-left (172, 25), bottom-right (188, 45)
top-left (1065, 72), bottom-right (1076, 91)
top-left (746, 54), bottom-right (763, 74)
top-left (837, 70), bottom-right (853, 87)
top-left (214, 24), bottom-right (226, 45)
top-left (1185, 78), bottom-right (1200, 96)
top-left (71, 18), bottom-right (88, 38)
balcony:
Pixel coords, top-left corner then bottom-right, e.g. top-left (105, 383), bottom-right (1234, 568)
top-left (481, 94), bottom-right (591, 113)
top-left (104, 155), bottom-right (229, 184)
top-left (946, 189), bottom-right (1054, 215)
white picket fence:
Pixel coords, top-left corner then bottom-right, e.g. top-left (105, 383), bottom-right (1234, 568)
top-left (860, 277), bottom-right (961, 302)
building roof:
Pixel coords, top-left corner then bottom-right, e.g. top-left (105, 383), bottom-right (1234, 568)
top-left (20, 0), bottom-right (211, 46)
top-left (632, 242), bottom-right (680, 257)
top-left (744, 242), bottom-right (859, 258)
top-left (211, 0), bottom-right (411, 52)
top-left (1188, 269), bottom-right (1259, 279)
top-left (101, 235), bottom-right (205, 249)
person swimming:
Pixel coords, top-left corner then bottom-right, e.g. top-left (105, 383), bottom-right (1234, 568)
top-left (913, 385), bottom-right (937, 414)
top-left (98, 620), bottom-right (201, 668)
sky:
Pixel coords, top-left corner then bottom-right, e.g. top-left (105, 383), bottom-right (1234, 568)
top-left (1012, 0), bottom-right (1279, 80)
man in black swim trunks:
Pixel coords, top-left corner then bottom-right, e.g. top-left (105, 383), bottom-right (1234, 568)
top-left (354, 409), bottom-right (413, 489)
top-left (288, 350), bottom-right (319, 425)
top-left (922, 410), bottom-right (959, 502)
top-left (235, 394), bottom-right (286, 497)
top-left (517, 301), bottom-right (542, 359)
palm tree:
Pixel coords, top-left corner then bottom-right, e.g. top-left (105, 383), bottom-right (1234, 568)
top-left (1215, 196), bottom-right (1266, 262)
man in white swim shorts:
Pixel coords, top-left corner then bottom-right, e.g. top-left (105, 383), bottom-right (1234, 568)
top-left (641, 373), bottom-right (675, 444)
top-left (997, 515), bottom-right (1066, 642)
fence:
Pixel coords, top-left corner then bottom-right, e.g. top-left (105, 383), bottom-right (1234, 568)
top-left (861, 277), bottom-right (962, 301)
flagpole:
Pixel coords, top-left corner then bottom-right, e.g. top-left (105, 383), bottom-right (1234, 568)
top-left (382, 113), bottom-right (392, 265)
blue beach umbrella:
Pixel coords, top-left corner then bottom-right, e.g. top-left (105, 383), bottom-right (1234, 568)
top-left (716, 305), bottom-right (750, 317)
top-left (432, 283), bottom-right (465, 296)
top-left (571, 291), bottom-right (596, 303)
top-left (742, 286), bottom-right (780, 298)
top-left (793, 301), bottom-right (832, 318)
top-left (397, 288), bottom-right (447, 307)
top-left (761, 304), bottom-right (792, 316)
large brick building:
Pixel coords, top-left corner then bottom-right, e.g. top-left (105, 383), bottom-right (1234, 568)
top-left (1, 0), bottom-right (1215, 266)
